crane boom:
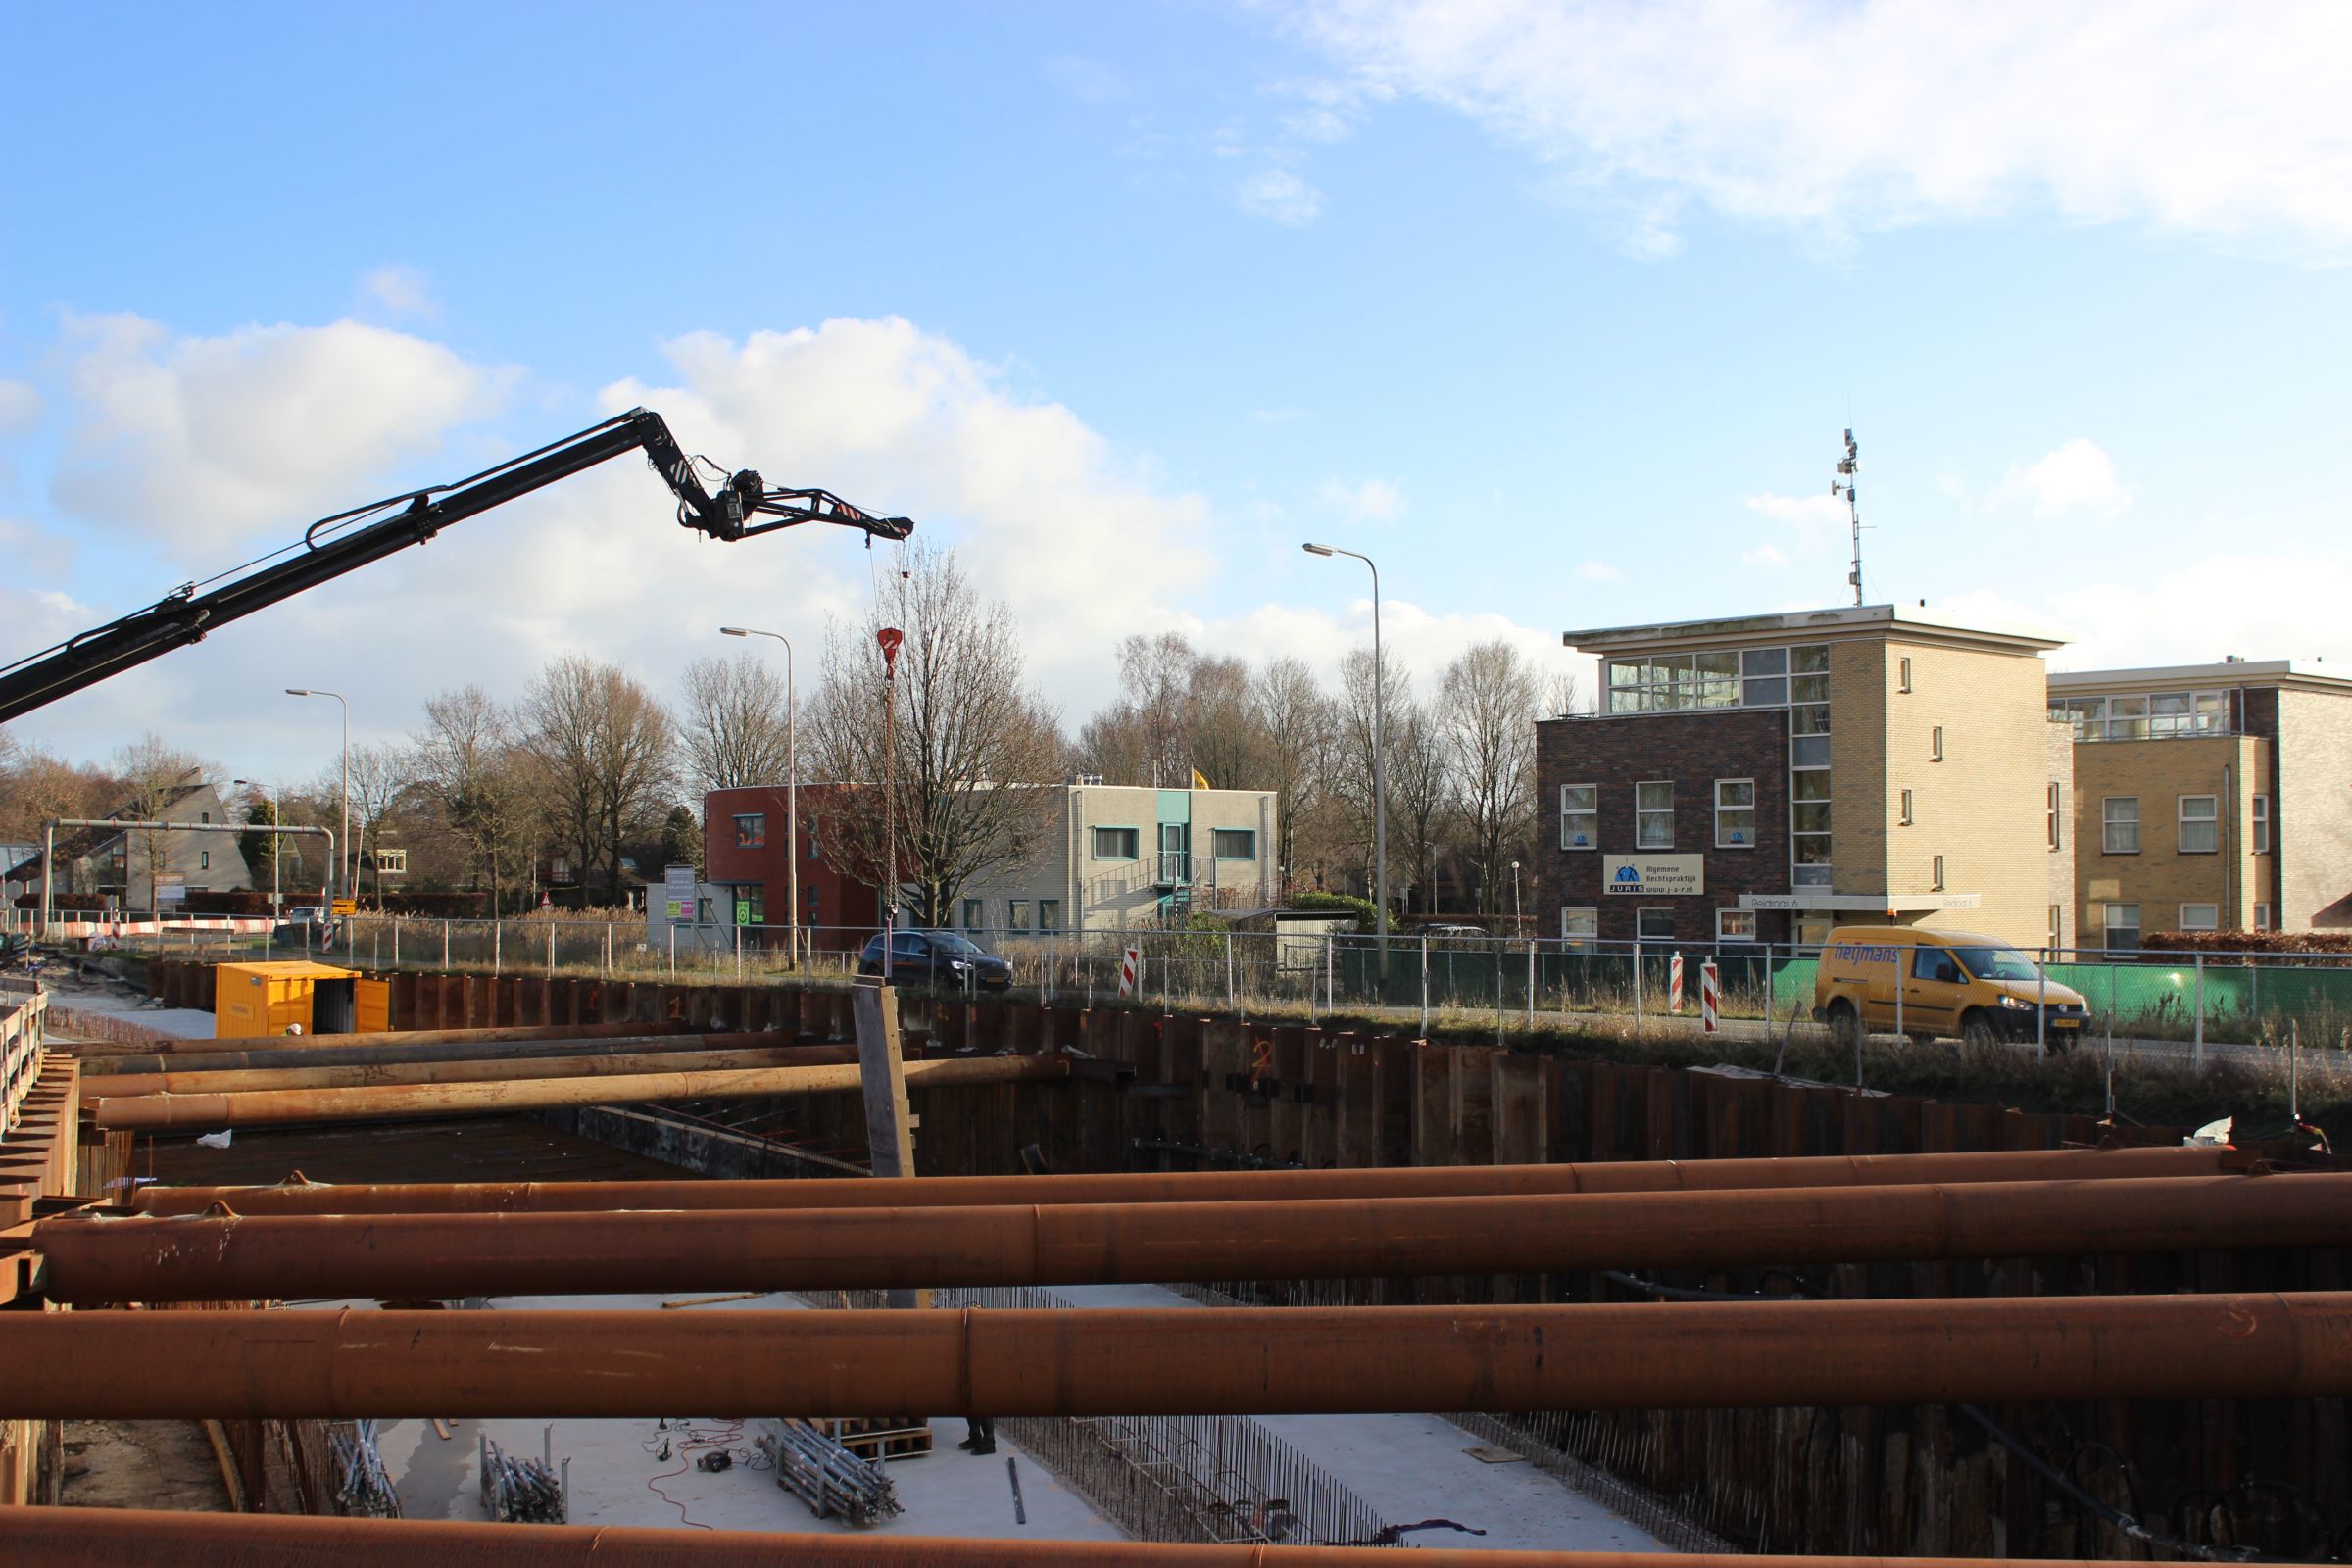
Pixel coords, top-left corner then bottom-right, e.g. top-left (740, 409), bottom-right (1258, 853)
top-left (0, 408), bottom-right (911, 724)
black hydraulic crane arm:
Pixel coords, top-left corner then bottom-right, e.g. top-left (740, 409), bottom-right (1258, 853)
top-left (0, 408), bottom-right (912, 725)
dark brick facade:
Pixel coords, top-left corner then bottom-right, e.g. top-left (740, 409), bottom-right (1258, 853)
top-left (704, 784), bottom-right (878, 950)
top-left (1536, 708), bottom-right (1790, 945)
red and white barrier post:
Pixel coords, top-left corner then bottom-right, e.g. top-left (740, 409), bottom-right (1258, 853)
top-left (1700, 958), bottom-right (1721, 1034)
top-left (1668, 951), bottom-right (1685, 1014)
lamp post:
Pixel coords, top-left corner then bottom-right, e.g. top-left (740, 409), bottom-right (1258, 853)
top-left (719, 626), bottom-right (798, 966)
top-left (231, 778), bottom-right (282, 918)
top-left (285, 688), bottom-right (348, 907)
top-left (1302, 543), bottom-right (1387, 952)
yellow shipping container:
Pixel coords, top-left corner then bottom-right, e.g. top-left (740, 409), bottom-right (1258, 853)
top-left (212, 960), bottom-right (360, 1040)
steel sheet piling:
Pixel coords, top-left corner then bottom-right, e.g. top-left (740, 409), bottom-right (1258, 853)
top-left (0, 1295), bottom-right (2345, 1420)
top-left (41, 1173), bottom-right (2352, 1303)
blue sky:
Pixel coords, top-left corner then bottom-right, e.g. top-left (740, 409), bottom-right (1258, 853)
top-left (4, 1), bottom-right (2347, 782)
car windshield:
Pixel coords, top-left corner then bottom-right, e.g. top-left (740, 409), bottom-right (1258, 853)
top-left (926, 932), bottom-right (984, 956)
top-left (1952, 946), bottom-right (2046, 984)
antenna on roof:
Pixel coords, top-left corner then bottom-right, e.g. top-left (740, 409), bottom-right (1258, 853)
top-left (1831, 428), bottom-right (1865, 606)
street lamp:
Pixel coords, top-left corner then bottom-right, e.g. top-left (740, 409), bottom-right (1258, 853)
top-left (231, 778), bottom-right (282, 917)
top-left (1511, 859), bottom-right (1522, 930)
top-left (1302, 543), bottom-right (1387, 949)
top-left (720, 626), bottom-right (798, 966)
top-left (285, 687), bottom-right (348, 907)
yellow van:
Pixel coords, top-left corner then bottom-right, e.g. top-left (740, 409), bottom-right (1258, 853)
top-left (1812, 926), bottom-right (2087, 1049)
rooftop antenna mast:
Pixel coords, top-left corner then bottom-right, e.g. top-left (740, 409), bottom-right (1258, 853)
top-left (1831, 428), bottom-right (1865, 606)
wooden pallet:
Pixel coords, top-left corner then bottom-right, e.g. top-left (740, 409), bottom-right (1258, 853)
top-left (814, 1417), bottom-right (933, 1462)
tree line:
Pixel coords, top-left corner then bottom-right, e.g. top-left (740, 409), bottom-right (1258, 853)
top-left (3, 539), bottom-right (1563, 922)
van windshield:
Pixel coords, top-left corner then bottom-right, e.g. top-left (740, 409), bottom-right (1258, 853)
top-left (1951, 946), bottom-right (2046, 984)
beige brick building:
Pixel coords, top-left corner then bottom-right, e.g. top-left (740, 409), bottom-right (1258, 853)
top-left (954, 782), bottom-right (1279, 935)
top-left (2051, 660), bottom-right (2352, 944)
top-left (1545, 604), bottom-right (2069, 949)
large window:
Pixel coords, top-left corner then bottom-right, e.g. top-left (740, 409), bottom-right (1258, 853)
top-left (2253, 795), bottom-right (2271, 854)
top-left (1038, 899), bottom-right (1062, 932)
top-left (2102, 797), bottom-right (2140, 854)
top-left (2055, 690), bottom-right (2229, 742)
top-left (2179, 904), bottom-right (2219, 931)
top-left (1092, 826), bottom-right (1139, 859)
top-left (962, 899), bottom-right (983, 930)
top-left (1714, 779), bottom-right (1755, 847)
top-left (733, 813), bottom-right (765, 848)
top-left (1559, 784), bottom-right (1598, 850)
top-left (1007, 900), bottom-right (1032, 931)
top-left (1635, 782), bottom-right (1674, 849)
top-left (1717, 908), bottom-right (1759, 943)
top-left (2178, 795), bottom-right (2218, 854)
top-left (1559, 907), bottom-right (1597, 951)
top-left (1600, 642), bottom-right (1823, 713)
top-left (1636, 907), bottom-right (1676, 943)
top-left (2103, 903), bottom-right (2141, 951)
top-left (1211, 828), bottom-right (1256, 859)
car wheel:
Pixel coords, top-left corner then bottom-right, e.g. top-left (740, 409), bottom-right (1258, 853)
top-left (1960, 1011), bottom-right (2000, 1050)
top-left (1825, 999), bottom-right (1860, 1051)
top-left (1907, 1032), bottom-right (1936, 1048)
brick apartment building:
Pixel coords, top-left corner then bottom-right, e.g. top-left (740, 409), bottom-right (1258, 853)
top-left (1539, 604), bottom-right (2072, 951)
top-left (2050, 659), bottom-right (2352, 945)
top-left (701, 783), bottom-right (877, 952)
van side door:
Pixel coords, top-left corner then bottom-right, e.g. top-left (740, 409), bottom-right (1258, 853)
top-left (1903, 945), bottom-right (1966, 1036)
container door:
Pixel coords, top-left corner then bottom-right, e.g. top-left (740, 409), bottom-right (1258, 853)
top-left (355, 978), bottom-right (391, 1034)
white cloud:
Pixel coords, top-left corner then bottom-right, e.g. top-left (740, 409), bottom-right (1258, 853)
top-left (1281, 1), bottom-right (2352, 253)
top-left (1238, 168), bottom-right (1327, 225)
top-left (1315, 476), bottom-right (1405, 522)
top-left (1577, 560), bottom-right (1620, 581)
top-left (0, 516), bottom-right (73, 579)
top-left (0, 378), bottom-right (40, 436)
top-left (360, 264), bottom-right (438, 319)
top-left (1985, 437), bottom-right (2130, 518)
top-left (1741, 543), bottom-right (1788, 567)
top-left (48, 313), bottom-right (510, 553)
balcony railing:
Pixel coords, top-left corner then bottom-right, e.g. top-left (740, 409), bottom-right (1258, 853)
top-left (1155, 851), bottom-right (1194, 887)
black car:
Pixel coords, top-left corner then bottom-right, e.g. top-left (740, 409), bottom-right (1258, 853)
top-left (857, 929), bottom-right (1014, 991)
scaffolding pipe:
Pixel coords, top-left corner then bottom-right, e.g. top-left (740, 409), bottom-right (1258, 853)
top-left (80, 1044), bottom-right (856, 1101)
top-left (92, 1053), bottom-right (1071, 1131)
top-left (127, 1142), bottom-right (2241, 1217)
top-left (2, 1294), bottom-right (2346, 1420)
top-left (41, 1174), bottom-right (2352, 1304)
top-left (0, 1507), bottom-right (2194, 1567)
top-left (89, 1022), bottom-right (706, 1073)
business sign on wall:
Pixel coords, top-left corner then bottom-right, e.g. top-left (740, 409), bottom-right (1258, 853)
top-left (1603, 855), bottom-right (1704, 896)
top-left (663, 863), bottom-right (698, 922)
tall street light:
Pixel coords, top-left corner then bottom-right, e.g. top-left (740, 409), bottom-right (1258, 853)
top-left (719, 626), bottom-right (798, 967)
top-left (286, 688), bottom-right (348, 909)
top-left (1302, 544), bottom-right (1387, 950)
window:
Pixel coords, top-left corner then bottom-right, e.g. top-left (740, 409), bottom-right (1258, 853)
top-left (1932, 854), bottom-right (1945, 891)
top-left (1740, 647), bottom-right (1788, 708)
top-left (2253, 795), bottom-right (2271, 854)
top-left (1559, 907), bottom-right (1597, 950)
top-left (377, 848), bottom-right (407, 874)
top-left (2102, 798), bottom-right (2139, 854)
top-left (1898, 656), bottom-right (1913, 694)
top-left (1913, 946), bottom-right (1962, 984)
top-left (733, 813), bottom-right (765, 848)
top-left (2255, 903), bottom-right (2272, 930)
top-left (962, 899), bottom-right (983, 930)
top-left (199, 810), bottom-right (211, 824)
top-left (1093, 826), bottom-right (1139, 859)
top-left (1635, 782), bottom-right (1674, 848)
top-left (1930, 726), bottom-right (1944, 762)
top-left (1559, 784), bottom-right (1598, 850)
top-left (2048, 904), bottom-right (2064, 951)
top-left (2179, 904), bottom-right (2219, 931)
top-left (2047, 782), bottom-right (2062, 850)
top-left (1899, 789), bottom-right (1913, 826)
top-left (1636, 907), bottom-right (1676, 943)
top-left (1716, 908), bottom-right (1758, 943)
top-left (1007, 900), bottom-right (1032, 931)
top-left (1714, 779), bottom-right (1755, 847)
top-left (1038, 899), bottom-right (1062, 932)
top-left (2178, 795), bottom-right (2218, 855)
top-left (2060, 690), bottom-right (2230, 741)
top-left (1599, 643), bottom-right (1823, 712)
top-left (2103, 903), bottom-right (2140, 952)
top-left (1211, 828), bottom-right (1256, 859)
top-left (808, 817), bottom-right (821, 859)
top-left (198, 851), bottom-right (210, 870)
top-left (1790, 768), bottom-right (1832, 886)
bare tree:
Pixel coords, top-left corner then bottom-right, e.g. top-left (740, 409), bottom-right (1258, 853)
top-left (806, 540), bottom-right (1064, 927)
top-left (1250, 657), bottom-right (1333, 892)
top-left (1387, 701), bottom-right (1451, 916)
top-left (678, 653), bottom-right (794, 794)
top-left (315, 743), bottom-right (419, 904)
top-left (0, 739), bottom-right (118, 846)
top-left (520, 656), bottom-right (678, 905)
top-left (1185, 655), bottom-right (1264, 790)
top-left (412, 684), bottom-right (534, 912)
top-left (1442, 640), bottom-right (1542, 917)
top-left (112, 733), bottom-right (209, 905)
top-left (1333, 648), bottom-right (1407, 904)
top-left (1116, 631), bottom-right (1197, 787)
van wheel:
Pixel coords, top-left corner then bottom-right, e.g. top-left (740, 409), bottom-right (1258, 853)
top-left (1825, 1000), bottom-right (1860, 1051)
top-left (1960, 1011), bottom-right (2000, 1050)
top-left (1906, 1032), bottom-right (1936, 1048)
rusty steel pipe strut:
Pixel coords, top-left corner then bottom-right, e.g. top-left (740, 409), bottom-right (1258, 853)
top-left (40, 1173), bottom-right (2352, 1303)
top-left (84, 1026), bottom-right (763, 1078)
top-left (3, 1293), bottom-right (2346, 1420)
top-left (92, 1053), bottom-right (1070, 1131)
top-left (80, 1044), bottom-right (856, 1101)
top-left (0, 1510), bottom-right (2185, 1568)
top-left (90, 1019), bottom-right (694, 1061)
top-left (127, 1142), bottom-right (2237, 1216)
